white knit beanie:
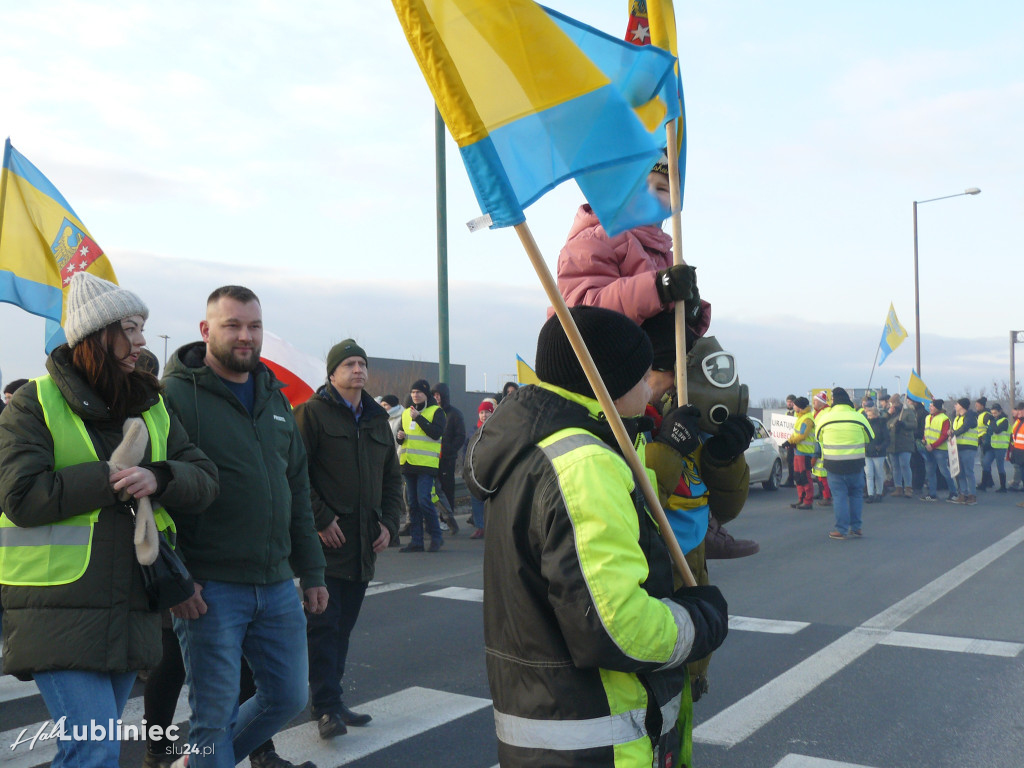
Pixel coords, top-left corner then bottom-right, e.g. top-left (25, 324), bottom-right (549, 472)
top-left (64, 272), bottom-right (149, 348)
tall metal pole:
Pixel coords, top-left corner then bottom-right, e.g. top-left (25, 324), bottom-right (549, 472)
top-left (158, 334), bottom-right (169, 366)
top-left (435, 107), bottom-right (450, 386)
top-left (1011, 331), bottom-right (1017, 408)
top-left (913, 201), bottom-right (921, 377)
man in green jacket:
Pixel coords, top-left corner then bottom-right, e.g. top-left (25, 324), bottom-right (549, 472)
top-left (294, 339), bottom-right (402, 739)
top-left (163, 286), bottom-right (327, 768)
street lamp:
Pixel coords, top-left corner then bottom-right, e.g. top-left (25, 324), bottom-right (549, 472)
top-left (895, 375), bottom-right (902, 397)
top-left (1011, 331), bottom-right (1024, 407)
top-left (158, 334), bottom-right (170, 366)
top-left (913, 187), bottom-right (980, 376)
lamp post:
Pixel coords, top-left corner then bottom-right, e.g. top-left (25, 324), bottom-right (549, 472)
top-left (895, 375), bottom-right (902, 397)
top-left (913, 187), bottom-right (980, 376)
top-left (1011, 331), bottom-right (1024, 407)
top-left (158, 334), bottom-right (169, 366)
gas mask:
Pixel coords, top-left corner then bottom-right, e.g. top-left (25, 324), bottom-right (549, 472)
top-left (685, 336), bottom-right (748, 434)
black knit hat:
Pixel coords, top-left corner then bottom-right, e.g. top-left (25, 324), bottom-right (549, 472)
top-left (932, 398), bottom-right (944, 410)
top-left (991, 402), bottom-right (1003, 412)
top-left (794, 396), bottom-right (809, 409)
top-left (410, 379), bottom-right (431, 398)
top-left (536, 306), bottom-right (652, 400)
top-left (327, 339), bottom-right (367, 376)
top-left (832, 387), bottom-right (852, 406)
top-left (957, 397), bottom-right (971, 410)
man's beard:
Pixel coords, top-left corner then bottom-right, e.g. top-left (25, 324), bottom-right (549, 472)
top-left (211, 340), bottom-right (261, 373)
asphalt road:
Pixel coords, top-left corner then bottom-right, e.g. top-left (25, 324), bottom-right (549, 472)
top-left (4, 482), bottom-right (1024, 768)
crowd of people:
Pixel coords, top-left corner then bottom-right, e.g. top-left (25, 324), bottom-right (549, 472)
top-left (783, 389), bottom-right (1024, 539)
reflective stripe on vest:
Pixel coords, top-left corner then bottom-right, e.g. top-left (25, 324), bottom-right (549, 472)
top-left (816, 413), bottom-right (871, 462)
top-left (793, 412), bottom-right (817, 455)
top-left (493, 692), bottom-right (682, 751)
top-left (924, 413), bottom-right (950, 451)
top-left (991, 417), bottom-right (1011, 450)
top-left (0, 376), bottom-right (170, 586)
top-left (953, 414), bottom-right (978, 448)
top-left (398, 405), bottom-right (442, 468)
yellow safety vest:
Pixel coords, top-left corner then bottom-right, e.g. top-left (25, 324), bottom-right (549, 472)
top-left (991, 416), bottom-right (1011, 451)
top-left (976, 411), bottom-right (991, 443)
top-left (792, 411), bottom-right (817, 455)
top-left (399, 405), bottom-right (442, 469)
top-left (0, 376), bottom-right (171, 587)
top-left (815, 406), bottom-right (872, 463)
top-left (924, 413), bottom-right (950, 451)
top-left (953, 414), bottom-right (978, 448)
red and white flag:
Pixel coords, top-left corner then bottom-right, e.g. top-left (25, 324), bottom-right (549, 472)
top-left (261, 331), bottom-right (324, 407)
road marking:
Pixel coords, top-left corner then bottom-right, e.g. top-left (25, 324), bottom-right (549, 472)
top-left (273, 686), bottom-right (491, 767)
top-left (729, 616), bottom-right (809, 634)
top-left (1, 689), bottom-right (189, 768)
top-left (423, 586), bottom-right (484, 602)
top-left (694, 523), bottom-right (1024, 748)
top-left (0, 676), bottom-right (38, 704)
top-left (366, 581), bottom-right (415, 596)
top-left (773, 755), bottom-right (881, 768)
top-left (880, 631), bottom-right (1023, 657)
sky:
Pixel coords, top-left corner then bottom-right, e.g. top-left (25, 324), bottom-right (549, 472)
top-left (1, 1), bottom-right (1022, 404)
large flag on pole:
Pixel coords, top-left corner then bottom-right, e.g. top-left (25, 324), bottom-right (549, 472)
top-left (261, 331), bottom-right (325, 407)
top-left (391, 0), bottom-right (681, 236)
top-left (625, 0), bottom-right (685, 201)
top-left (1, 139), bottom-right (119, 351)
top-left (878, 303), bottom-right (908, 365)
top-left (906, 368), bottom-right (933, 404)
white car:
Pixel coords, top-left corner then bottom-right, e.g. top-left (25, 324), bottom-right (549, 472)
top-left (745, 416), bottom-right (783, 490)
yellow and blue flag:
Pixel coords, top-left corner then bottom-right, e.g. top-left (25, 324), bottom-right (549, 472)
top-left (626, 0), bottom-right (686, 202)
top-left (516, 354), bottom-right (539, 386)
top-left (391, 0), bottom-right (681, 236)
top-left (906, 369), bottom-right (933, 405)
top-left (879, 303), bottom-right (908, 365)
top-left (1, 139), bottom-right (118, 351)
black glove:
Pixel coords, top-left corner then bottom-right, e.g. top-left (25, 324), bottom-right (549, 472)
top-left (704, 415), bottom-right (755, 463)
top-left (671, 585), bottom-right (728, 664)
top-left (655, 264), bottom-right (697, 304)
top-left (655, 405), bottom-right (701, 457)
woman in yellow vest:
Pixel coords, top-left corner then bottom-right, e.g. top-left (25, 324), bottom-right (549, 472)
top-left (0, 273), bottom-right (218, 768)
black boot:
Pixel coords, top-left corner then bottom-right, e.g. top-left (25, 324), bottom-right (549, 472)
top-left (998, 473), bottom-right (1007, 493)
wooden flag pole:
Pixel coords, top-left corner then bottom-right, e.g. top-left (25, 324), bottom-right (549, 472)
top-left (515, 221), bottom-right (697, 587)
top-left (665, 120), bottom-right (688, 407)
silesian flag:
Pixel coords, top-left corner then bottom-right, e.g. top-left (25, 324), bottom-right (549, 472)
top-left (1, 139), bottom-right (119, 351)
top-left (906, 369), bottom-right (933, 405)
top-left (391, 0), bottom-right (681, 236)
top-left (878, 303), bottom-right (908, 365)
top-left (516, 354), bottom-right (539, 386)
top-left (625, 0), bottom-right (686, 203)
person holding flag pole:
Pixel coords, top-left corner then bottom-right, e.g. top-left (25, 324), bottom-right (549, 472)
top-left (390, 1), bottom-right (732, 764)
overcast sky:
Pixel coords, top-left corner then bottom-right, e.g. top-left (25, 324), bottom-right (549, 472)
top-left (2, 1), bottom-right (1021, 402)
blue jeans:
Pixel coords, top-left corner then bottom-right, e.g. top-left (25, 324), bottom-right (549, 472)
top-left (891, 451), bottom-right (912, 488)
top-left (956, 447), bottom-right (977, 495)
top-left (830, 471), bottom-right (865, 535)
top-left (471, 496), bottom-right (485, 529)
top-left (981, 448), bottom-right (1005, 485)
top-left (404, 474), bottom-right (442, 547)
top-left (864, 457), bottom-right (886, 495)
top-left (307, 576), bottom-right (368, 718)
top-left (173, 580), bottom-right (309, 768)
top-left (34, 669), bottom-right (136, 768)
top-left (923, 447), bottom-right (954, 497)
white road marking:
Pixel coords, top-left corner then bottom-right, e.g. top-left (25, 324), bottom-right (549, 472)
top-left (773, 755), bottom-right (881, 768)
top-left (423, 586), bottom-right (484, 602)
top-left (273, 686), bottom-right (491, 767)
top-left (880, 631), bottom-right (1023, 657)
top-left (729, 616), bottom-right (809, 634)
top-left (694, 523), bottom-right (1024, 748)
top-left (0, 675), bottom-right (38, 704)
top-left (365, 581), bottom-right (415, 596)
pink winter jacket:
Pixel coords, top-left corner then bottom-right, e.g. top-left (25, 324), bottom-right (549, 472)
top-left (555, 205), bottom-right (711, 335)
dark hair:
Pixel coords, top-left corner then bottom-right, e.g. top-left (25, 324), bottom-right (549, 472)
top-left (786, 394), bottom-right (797, 402)
top-left (3, 378), bottom-right (29, 396)
top-left (207, 285), bottom-right (260, 306)
top-left (501, 381), bottom-right (519, 398)
top-left (71, 321), bottom-right (161, 421)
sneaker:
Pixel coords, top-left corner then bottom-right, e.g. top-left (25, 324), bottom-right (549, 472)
top-left (904, 488), bottom-right (915, 498)
top-left (398, 522), bottom-right (411, 536)
top-left (399, 543), bottom-right (424, 553)
top-left (888, 488), bottom-right (905, 498)
top-left (828, 530), bottom-right (846, 540)
top-left (250, 752), bottom-right (315, 768)
top-left (965, 494), bottom-right (977, 505)
top-left (439, 521), bottom-right (450, 532)
top-left (704, 517), bottom-right (759, 559)
top-left (816, 499), bottom-right (833, 507)
top-left (865, 496), bottom-right (876, 504)
top-left (947, 494), bottom-right (965, 504)
top-left (470, 528), bottom-right (484, 539)
top-left (317, 713), bottom-right (347, 740)
top-left (795, 503), bottom-right (813, 510)
top-left (427, 539), bottom-right (444, 553)
top-left (848, 529), bottom-right (863, 538)
top-left (920, 495), bottom-right (937, 502)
